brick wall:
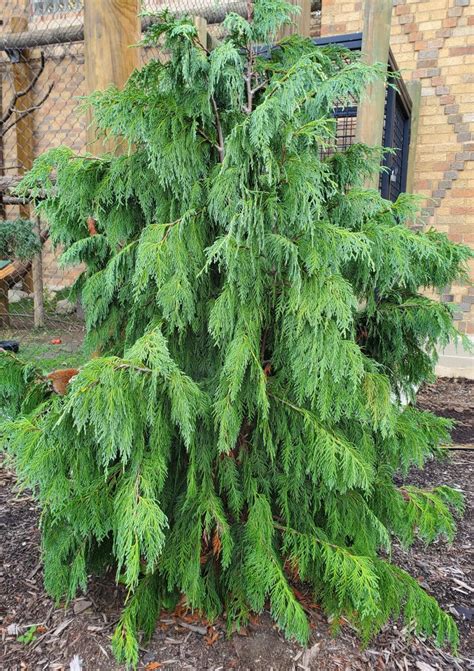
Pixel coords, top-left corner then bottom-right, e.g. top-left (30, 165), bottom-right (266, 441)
top-left (321, 0), bottom-right (474, 334)
top-left (320, 0), bottom-right (363, 35)
top-left (391, 0), bottom-right (474, 334)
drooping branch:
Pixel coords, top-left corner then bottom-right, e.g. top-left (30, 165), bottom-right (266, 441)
top-left (1, 50), bottom-right (54, 143)
top-left (2, 83), bottom-right (54, 137)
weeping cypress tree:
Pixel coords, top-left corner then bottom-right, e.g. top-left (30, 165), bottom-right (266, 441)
top-left (1, 1), bottom-right (472, 666)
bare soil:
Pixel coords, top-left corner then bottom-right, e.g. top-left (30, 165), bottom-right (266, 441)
top-left (416, 377), bottom-right (473, 445)
top-left (0, 379), bottom-right (472, 670)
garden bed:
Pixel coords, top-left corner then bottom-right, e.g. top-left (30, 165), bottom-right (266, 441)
top-left (0, 379), bottom-right (472, 671)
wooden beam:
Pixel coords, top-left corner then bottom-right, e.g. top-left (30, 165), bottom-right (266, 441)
top-left (355, 0), bottom-right (393, 187)
top-left (84, 0), bottom-right (141, 154)
top-left (0, 1), bottom-right (322, 52)
top-left (1, 13), bottom-right (35, 328)
top-left (11, 14), bottom-right (37, 325)
top-left (0, 24), bottom-right (84, 51)
top-left (0, 174), bottom-right (49, 195)
top-left (279, 0), bottom-right (312, 38)
top-left (194, 16), bottom-right (209, 50)
top-left (405, 80), bottom-right (421, 195)
top-left (0, 175), bottom-right (27, 192)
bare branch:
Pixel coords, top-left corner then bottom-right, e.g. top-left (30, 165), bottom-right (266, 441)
top-left (197, 126), bottom-right (221, 152)
top-left (251, 77), bottom-right (269, 96)
top-left (244, 2), bottom-right (255, 115)
top-left (2, 52), bottom-right (46, 125)
top-left (211, 96), bottom-right (225, 162)
top-left (1, 83), bottom-right (54, 137)
top-left (193, 34), bottom-right (211, 56)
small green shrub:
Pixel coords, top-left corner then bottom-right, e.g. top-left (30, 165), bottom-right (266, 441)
top-left (0, 219), bottom-right (41, 260)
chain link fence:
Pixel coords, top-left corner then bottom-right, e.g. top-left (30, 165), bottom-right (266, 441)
top-left (1, 0), bottom-right (86, 367)
top-left (0, 0), bottom-right (321, 369)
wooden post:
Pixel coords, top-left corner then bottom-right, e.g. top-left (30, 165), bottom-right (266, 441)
top-left (405, 80), bottom-right (421, 195)
top-left (0, 71), bottom-right (5, 220)
top-left (355, 0), bottom-right (393, 188)
top-left (278, 0), bottom-right (311, 38)
top-left (194, 16), bottom-right (209, 50)
top-left (2, 13), bottom-right (36, 328)
top-left (84, 0), bottom-right (141, 154)
top-left (0, 280), bottom-right (8, 328)
top-left (10, 16), bottom-right (34, 219)
top-left (32, 216), bottom-right (44, 328)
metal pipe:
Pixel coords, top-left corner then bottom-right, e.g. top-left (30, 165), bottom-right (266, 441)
top-left (0, 1), bottom-right (321, 51)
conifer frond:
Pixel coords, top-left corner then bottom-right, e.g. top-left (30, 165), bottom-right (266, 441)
top-left (280, 525), bottom-right (381, 619)
top-left (244, 497), bottom-right (310, 643)
top-left (113, 472), bottom-right (168, 588)
top-left (397, 484), bottom-right (464, 545)
top-left (0, 352), bottom-right (42, 418)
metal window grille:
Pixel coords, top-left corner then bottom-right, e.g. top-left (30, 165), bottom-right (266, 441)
top-left (31, 0), bottom-right (83, 15)
top-left (319, 105), bottom-right (358, 159)
top-left (314, 34), bottom-right (360, 159)
top-left (380, 69), bottom-right (411, 202)
top-left (333, 107), bottom-right (357, 151)
top-left (315, 35), bottom-right (412, 202)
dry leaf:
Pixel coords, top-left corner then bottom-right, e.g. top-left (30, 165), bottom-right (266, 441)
top-left (73, 599), bottom-right (92, 615)
top-left (87, 217), bottom-right (98, 236)
top-left (145, 662), bottom-right (162, 670)
top-left (299, 641), bottom-right (321, 669)
top-left (6, 623), bottom-right (20, 636)
top-left (212, 530), bottom-right (222, 557)
top-left (204, 626), bottom-right (219, 646)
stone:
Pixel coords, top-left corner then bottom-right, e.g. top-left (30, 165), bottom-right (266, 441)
top-left (8, 289), bottom-right (29, 304)
top-left (55, 298), bottom-right (76, 315)
top-left (72, 599), bottom-right (92, 615)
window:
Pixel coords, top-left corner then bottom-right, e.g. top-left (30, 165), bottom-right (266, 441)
top-left (31, 0), bottom-right (83, 15)
top-left (314, 34), bottom-right (413, 202)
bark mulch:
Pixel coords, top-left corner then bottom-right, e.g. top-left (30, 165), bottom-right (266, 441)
top-left (416, 377), bottom-right (473, 445)
top-left (0, 378), bottom-right (472, 670)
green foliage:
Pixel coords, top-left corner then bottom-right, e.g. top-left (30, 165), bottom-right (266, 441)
top-left (0, 219), bottom-right (41, 260)
top-left (17, 626), bottom-right (38, 645)
top-left (4, 1), bottom-right (472, 667)
top-left (0, 352), bottom-right (44, 418)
